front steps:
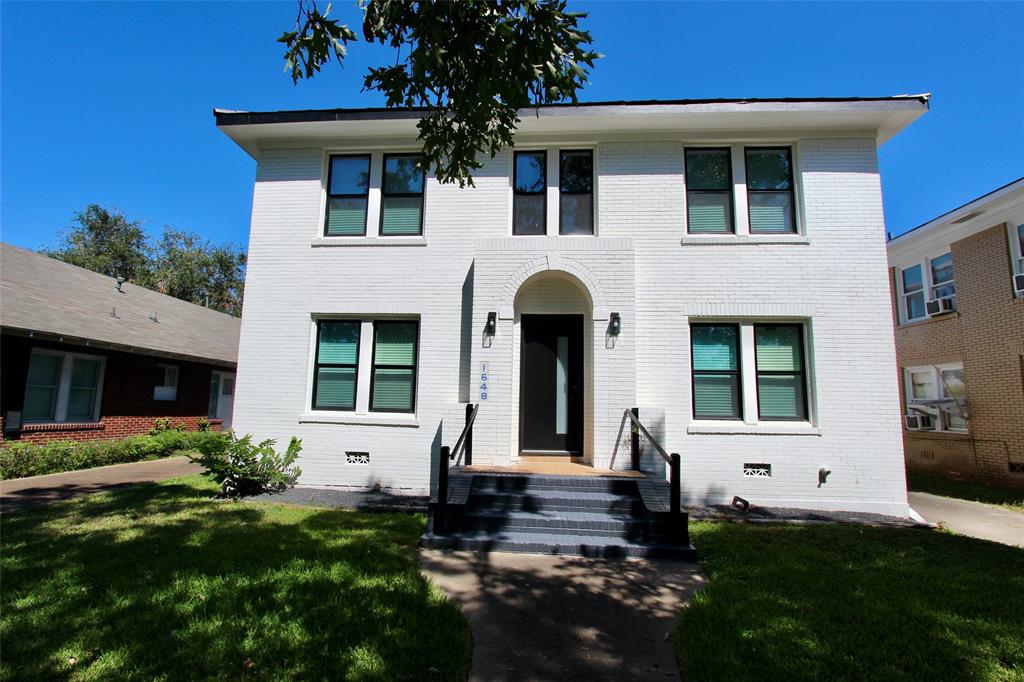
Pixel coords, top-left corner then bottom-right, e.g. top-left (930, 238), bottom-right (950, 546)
top-left (421, 472), bottom-right (696, 559)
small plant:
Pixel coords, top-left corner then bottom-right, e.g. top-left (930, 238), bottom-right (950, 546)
top-left (149, 418), bottom-right (185, 436)
top-left (190, 433), bottom-right (301, 498)
top-left (196, 418), bottom-right (212, 433)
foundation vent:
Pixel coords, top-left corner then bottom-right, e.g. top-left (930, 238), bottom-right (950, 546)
top-left (1009, 462), bottom-right (1024, 474)
top-left (346, 451), bottom-right (370, 465)
top-left (743, 463), bottom-right (771, 478)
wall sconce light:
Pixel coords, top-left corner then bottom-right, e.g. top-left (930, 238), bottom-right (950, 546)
top-left (485, 312), bottom-right (497, 336)
top-left (608, 312), bottom-right (621, 336)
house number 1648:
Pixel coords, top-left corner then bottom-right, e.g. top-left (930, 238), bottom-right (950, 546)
top-left (480, 363), bottom-right (489, 401)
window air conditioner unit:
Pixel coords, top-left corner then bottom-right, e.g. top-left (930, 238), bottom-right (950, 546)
top-left (926, 297), bottom-right (956, 316)
top-left (905, 414), bottom-right (934, 431)
top-left (1015, 273), bottom-right (1024, 294)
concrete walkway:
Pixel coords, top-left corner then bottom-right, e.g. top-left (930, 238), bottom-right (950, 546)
top-left (0, 456), bottom-right (203, 513)
top-left (419, 550), bottom-right (704, 681)
top-left (909, 491), bottom-right (1024, 548)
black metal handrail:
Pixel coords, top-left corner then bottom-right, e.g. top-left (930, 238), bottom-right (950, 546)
top-left (433, 403), bottom-right (479, 535)
top-left (611, 408), bottom-right (683, 542)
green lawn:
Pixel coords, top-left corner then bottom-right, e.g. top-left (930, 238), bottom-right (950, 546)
top-left (0, 476), bottom-right (470, 681)
top-left (677, 521), bottom-right (1024, 681)
top-left (907, 472), bottom-right (1024, 511)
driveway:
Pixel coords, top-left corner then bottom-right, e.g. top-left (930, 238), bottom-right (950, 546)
top-left (0, 456), bottom-right (203, 513)
top-left (419, 550), bottom-right (705, 681)
top-left (909, 491), bottom-right (1024, 548)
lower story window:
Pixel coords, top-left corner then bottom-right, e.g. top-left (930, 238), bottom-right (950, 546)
top-left (312, 320), bottom-right (361, 411)
top-left (370, 321), bottom-right (419, 413)
top-left (754, 324), bottom-right (808, 421)
top-left (23, 349), bottom-right (104, 423)
top-left (690, 324), bottom-right (741, 419)
top-left (904, 363), bottom-right (967, 432)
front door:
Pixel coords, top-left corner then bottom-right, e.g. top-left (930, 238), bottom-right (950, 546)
top-left (520, 314), bottom-right (583, 454)
top-left (209, 372), bottom-right (235, 429)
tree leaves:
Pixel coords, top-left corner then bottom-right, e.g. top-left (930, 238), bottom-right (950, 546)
top-left (282, 0), bottom-right (600, 186)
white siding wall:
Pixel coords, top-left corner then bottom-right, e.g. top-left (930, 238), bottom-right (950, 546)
top-left (233, 137), bottom-right (908, 515)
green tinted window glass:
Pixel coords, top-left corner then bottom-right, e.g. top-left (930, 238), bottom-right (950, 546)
top-left (318, 321), bottom-right (360, 364)
top-left (371, 368), bottom-right (414, 411)
top-left (687, 193), bottom-right (732, 234)
top-left (748, 193), bottom-right (795, 233)
top-left (757, 375), bottom-right (803, 419)
top-left (692, 326), bottom-right (738, 370)
top-left (686, 149), bottom-right (731, 190)
top-left (327, 197), bottom-right (368, 236)
top-left (23, 353), bottom-right (62, 422)
top-left (745, 148), bottom-right (793, 190)
top-left (381, 196), bottom-right (423, 235)
top-left (755, 325), bottom-right (807, 420)
top-left (374, 322), bottom-right (417, 365)
top-left (315, 367), bottom-right (357, 409)
top-left (755, 326), bottom-right (802, 371)
top-left (693, 374), bottom-right (740, 419)
top-left (371, 321), bottom-right (418, 412)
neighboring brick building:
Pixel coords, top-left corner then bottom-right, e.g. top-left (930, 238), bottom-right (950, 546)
top-left (1, 244), bottom-right (241, 444)
top-left (216, 95), bottom-right (930, 516)
top-left (887, 178), bottom-right (1024, 487)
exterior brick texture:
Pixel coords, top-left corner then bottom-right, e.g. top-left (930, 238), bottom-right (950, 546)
top-left (232, 136), bottom-right (911, 516)
top-left (892, 223), bottom-right (1024, 487)
top-left (1, 334), bottom-right (226, 444)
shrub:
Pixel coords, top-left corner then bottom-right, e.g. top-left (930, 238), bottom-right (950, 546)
top-left (189, 434), bottom-right (301, 498)
top-left (0, 431), bottom-right (229, 480)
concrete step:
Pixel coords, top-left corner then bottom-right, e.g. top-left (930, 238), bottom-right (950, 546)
top-left (420, 529), bottom-right (697, 560)
top-left (464, 474), bottom-right (641, 495)
top-left (462, 509), bottom-right (664, 539)
top-left (466, 489), bottom-right (645, 514)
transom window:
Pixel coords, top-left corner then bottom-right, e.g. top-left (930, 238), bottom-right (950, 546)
top-left (23, 349), bottom-right (104, 423)
top-left (559, 150), bottom-right (594, 235)
top-left (513, 151), bottom-right (546, 235)
top-left (904, 363), bottom-right (967, 432)
top-left (324, 155), bottom-right (371, 236)
top-left (745, 147), bottom-right (796, 234)
top-left (310, 318), bottom-right (419, 414)
top-left (381, 154), bottom-right (425, 236)
top-left (685, 148), bottom-right (733, 234)
top-left (690, 321), bottom-right (812, 423)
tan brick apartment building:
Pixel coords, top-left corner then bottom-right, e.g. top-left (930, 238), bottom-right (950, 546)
top-left (887, 178), bottom-right (1024, 487)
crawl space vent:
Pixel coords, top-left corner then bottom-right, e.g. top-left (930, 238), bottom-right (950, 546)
top-left (1009, 462), bottom-right (1024, 474)
top-left (346, 451), bottom-right (370, 465)
top-left (743, 463), bottom-right (771, 478)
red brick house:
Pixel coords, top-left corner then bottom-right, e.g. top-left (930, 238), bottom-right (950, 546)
top-left (1, 244), bottom-right (240, 444)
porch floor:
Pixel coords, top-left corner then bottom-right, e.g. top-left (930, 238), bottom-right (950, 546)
top-left (455, 461), bottom-right (645, 478)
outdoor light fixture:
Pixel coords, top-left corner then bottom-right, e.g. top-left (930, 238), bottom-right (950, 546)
top-left (485, 312), bottom-right (497, 335)
top-left (609, 312), bottom-right (621, 336)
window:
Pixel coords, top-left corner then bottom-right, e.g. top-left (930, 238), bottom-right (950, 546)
top-left (22, 349), bottom-right (104, 423)
top-left (371, 321), bottom-right (419, 412)
top-left (559, 150), bottom-right (593, 235)
top-left (312, 320), bottom-right (361, 411)
top-left (380, 154), bottom-right (425, 236)
top-left (154, 364), bottom-right (178, 401)
top-left (929, 252), bottom-right (956, 302)
top-left (685, 148), bottom-right (733, 234)
top-left (754, 325), bottom-right (807, 421)
top-left (904, 363), bottom-right (967, 432)
top-left (901, 264), bottom-right (927, 322)
top-left (325, 155), bottom-right (370, 236)
top-left (690, 324), bottom-right (742, 420)
top-left (513, 151), bottom-right (546, 235)
top-left (1011, 223), bottom-right (1024, 295)
top-left (745, 147), bottom-right (796, 234)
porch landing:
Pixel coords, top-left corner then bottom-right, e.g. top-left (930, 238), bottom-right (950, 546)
top-left (454, 461), bottom-right (646, 478)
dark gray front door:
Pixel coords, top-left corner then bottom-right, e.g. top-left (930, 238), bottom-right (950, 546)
top-left (520, 314), bottom-right (583, 454)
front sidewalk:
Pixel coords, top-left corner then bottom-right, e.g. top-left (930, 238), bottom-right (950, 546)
top-left (0, 456), bottom-right (203, 513)
top-left (908, 491), bottom-right (1024, 548)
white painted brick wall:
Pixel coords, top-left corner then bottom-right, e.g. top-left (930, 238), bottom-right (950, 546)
top-left (233, 136), bottom-right (909, 515)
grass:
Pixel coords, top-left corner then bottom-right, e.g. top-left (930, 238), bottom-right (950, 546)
top-left (0, 475), bottom-right (470, 681)
top-left (677, 521), bottom-right (1024, 681)
top-left (907, 472), bottom-right (1024, 511)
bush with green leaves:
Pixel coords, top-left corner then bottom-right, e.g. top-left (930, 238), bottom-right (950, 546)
top-left (0, 430), bottom-right (229, 480)
top-left (189, 434), bottom-right (301, 498)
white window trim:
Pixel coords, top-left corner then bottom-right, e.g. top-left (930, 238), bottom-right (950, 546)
top-left (307, 315), bottom-right (421, 417)
top-left (903, 363), bottom-right (967, 433)
top-left (24, 348), bottom-right (106, 423)
top-left (1008, 222), bottom-right (1024, 297)
top-left (896, 249), bottom-right (956, 324)
top-left (507, 145), bottom-right (598, 237)
top-left (318, 148), bottom-right (427, 242)
top-left (689, 319), bottom-right (815, 427)
top-left (154, 364), bottom-right (179, 401)
top-left (682, 142), bottom-right (804, 238)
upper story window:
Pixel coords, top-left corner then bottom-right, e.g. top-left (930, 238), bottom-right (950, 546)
top-left (380, 154), bottom-right (425, 236)
top-left (745, 147), bottom-right (796, 234)
top-left (1011, 223), bottom-right (1024, 296)
top-left (324, 155), bottom-right (370, 236)
top-left (23, 349), bottom-right (104, 423)
top-left (897, 252), bottom-right (956, 324)
top-left (685, 148), bottom-right (733, 234)
top-left (559, 150), bottom-right (594, 235)
top-left (904, 363), bottom-right (967, 432)
top-left (154, 364), bottom-right (179, 401)
top-left (513, 151), bottom-right (546, 235)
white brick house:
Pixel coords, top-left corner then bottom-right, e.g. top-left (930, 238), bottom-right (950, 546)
top-left (217, 96), bottom-right (928, 517)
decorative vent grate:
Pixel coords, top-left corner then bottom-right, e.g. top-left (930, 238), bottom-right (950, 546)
top-left (346, 451), bottom-right (370, 465)
top-left (1010, 462), bottom-right (1024, 474)
top-left (743, 463), bottom-right (771, 478)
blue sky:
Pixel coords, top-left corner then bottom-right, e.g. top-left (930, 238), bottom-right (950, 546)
top-left (2, 2), bottom-right (1021, 251)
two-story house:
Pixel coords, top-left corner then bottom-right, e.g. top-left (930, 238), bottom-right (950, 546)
top-left (887, 178), bottom-right (1024, 487)
top-left (216, 95), bottom-right (928, 519)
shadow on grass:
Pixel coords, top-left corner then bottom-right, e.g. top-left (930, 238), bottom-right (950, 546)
top-left (676, 521), bottom-right (1024, 681)
top-left (908, 472), bottom-right (1024, 510)
top-left (1, 476), bottom-right (470, 681)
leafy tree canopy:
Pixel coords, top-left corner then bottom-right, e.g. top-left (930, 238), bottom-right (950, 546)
top-left (279, 0), bottom-right (600, 186)
top-left (44, 205), bottom-right (246, 317)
